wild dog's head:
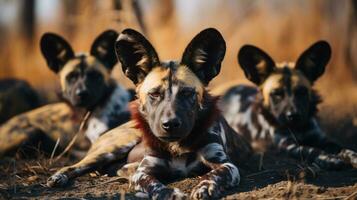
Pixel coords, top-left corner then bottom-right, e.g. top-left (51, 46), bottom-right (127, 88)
top-left (115, 28), bottom-right (225, 142)
top-left (238, 41), bottom-right (331, 127)
top-left (40, 30), bottom-right (119, 108)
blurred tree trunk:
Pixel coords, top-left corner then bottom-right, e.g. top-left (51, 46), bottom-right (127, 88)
top-left (116, 0), bottom-right (146, 34)
top-left (113, 0), bottom-right (122, 10)
top-left (21, 0), bottom-right (35, 48)
top-left (63, 0), bottom-right (79, 37)
top-left (346, 0), bottom-right (357, 81)
top-left (132, 0), bottom-right (146, 33)
top-left (149, 0), bottom-right (175, 27)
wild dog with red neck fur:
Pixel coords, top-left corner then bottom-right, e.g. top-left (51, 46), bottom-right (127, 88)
top-left (115, 28), bottom-right (252, 199)
top-left (220, 41), bottom-right (357, 170)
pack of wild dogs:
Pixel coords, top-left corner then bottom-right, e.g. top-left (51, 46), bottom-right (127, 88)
top-left (1, 28), bottom-right (357, 199)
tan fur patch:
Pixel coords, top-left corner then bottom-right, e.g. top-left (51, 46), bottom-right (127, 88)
top-left (261, 63), bottom-right (311, 106)
top-left (137, 64), bottom-right (204, 105)
top-left (59, 55), bottom-right (111, 92)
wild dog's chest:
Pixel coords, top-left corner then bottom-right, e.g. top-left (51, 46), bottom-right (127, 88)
top-left (166, 152), bottom-right (208, 178)
top-left (160, 121), bottom-right (228, 178)
top-left (84, 85), bottom-right (131, 143)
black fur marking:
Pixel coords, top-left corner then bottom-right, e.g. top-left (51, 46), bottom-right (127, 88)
top-left (181, 28), bottom-right (226, 85)
top-left (238, 45), bottom-right (276, 85)
top-left (281, 67), bottom-right (292, 95)
top-left (90, 29), bottom-right (119, 71)
top-left (40, 33), bottom-right (75, 73)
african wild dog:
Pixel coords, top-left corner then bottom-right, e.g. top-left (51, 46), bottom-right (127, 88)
top-left (0, 30), bottom-right (132, 157)
top-left (47, 28), bottom-right (252, 199)
top-left (220, 41), bottom-right (357, 170)
top-left (116, 28), bottom-right (252, 199)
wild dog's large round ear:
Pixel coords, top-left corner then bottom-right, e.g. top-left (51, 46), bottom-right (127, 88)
top-left (295, 40), bottom-right (331, 83)
top-left (115, 29), bottom-right (160, 85)
top-left (238, 45), bottom-right (275, 85)
top-left (90, 29), bottom-right (119, 71)
top-left (181, 28), bottom-right (226, 85)
top-left (40, 33), bottom-right (75, 73)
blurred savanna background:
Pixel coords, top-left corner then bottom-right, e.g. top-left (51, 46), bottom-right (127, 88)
top-left (0, 0), bottom-right (356, 145)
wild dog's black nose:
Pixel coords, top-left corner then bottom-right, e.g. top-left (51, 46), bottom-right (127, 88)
top-left (286, 111), bottom-right (300, 122)
top-left (75, 88), bottom-right (88, 98)
top-left (161, 118), bottom-right (182, 131)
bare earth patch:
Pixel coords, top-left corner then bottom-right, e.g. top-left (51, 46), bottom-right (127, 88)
top-left (1, 151), bottom-right (356, 200)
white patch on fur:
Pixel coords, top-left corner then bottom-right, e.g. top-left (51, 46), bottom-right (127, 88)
top-left (84, 84), bottom-right (130, 143)
top-left (172, 188), bottom-right (187, 199)
top-left (135, 192), bottom-right (149, 198)
top-left (257, 113), bottom-right (274, 139)
top-left (219, 123), bottom-right (227, 148)
top-left (286, 144), bottom-right (296, 151)
top-left (86, 118), bottom-right (108, 143)
top-left (195, 49), bottom-right (208, 64)
top-left (240, 107), bottom-right (259, 138)
top-left (222, 95), bottom-right (241, 123)
top-left (132, 155), bottom-right (168, 188)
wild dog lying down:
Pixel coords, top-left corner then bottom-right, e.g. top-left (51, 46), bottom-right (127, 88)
top-left (118, 28), bottom-right (253, 199)
top-left (220, 41), bottom-right (357, 169)
top-left (0, 30), bottom-right (132, 157)
top-left (47, 28), bottom-right (252, 199)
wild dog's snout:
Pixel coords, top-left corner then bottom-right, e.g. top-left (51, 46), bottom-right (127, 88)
top-left (74, 81), bottom-right (88, 98)
top-left (161, 116), bottom-right (182, 132)
top-left (285, 110), bottom-right (300, 123)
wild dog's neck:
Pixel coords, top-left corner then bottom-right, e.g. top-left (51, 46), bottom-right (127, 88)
top-left (88, 79), bottom-right (117, 111)
top-left (130, 91), bottom-right (220, 157)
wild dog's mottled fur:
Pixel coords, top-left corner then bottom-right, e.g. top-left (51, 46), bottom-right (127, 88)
top-left (47, 120), bottom-right (142, 187)
top-left (220, 41), bottom-right (357, 169)
top-left (115, 28), bottom-right (252, 199)
top-left (0, 30), bottom-right (132, 158)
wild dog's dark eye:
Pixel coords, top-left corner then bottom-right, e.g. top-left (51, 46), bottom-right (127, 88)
top-left (295, 86), bottom-right (308, 96)
top-left (270, 89), bottom-right (284, 99)
top-left (66, 71), bottom-right (79, 83)
top-left (149, 91), bottom-right (161, 99)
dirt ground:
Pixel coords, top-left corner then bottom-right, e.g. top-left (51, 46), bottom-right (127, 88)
top-left (1, 106), bottom-right (357, 200)
top-left (0, 149), bottom-right (356, 200)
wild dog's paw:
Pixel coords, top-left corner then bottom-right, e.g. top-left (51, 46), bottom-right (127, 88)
top-left (339, 149), bottom-right (357, 168)
top-left (152, 187), bottom-right (187, 200)
top-left (46, 172), bottom-right (69, 187)
top-left (190, 180), bottom-right (220, 200)
top-left (117, 162), bottom-right (140, 180)
top-left (314, 154), bottom-right (348, 170)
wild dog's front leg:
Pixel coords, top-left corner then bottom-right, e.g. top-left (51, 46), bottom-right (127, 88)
top-left (191, 143), bottom-right (240, 200)
top-left (306, 136), bottom-right (357, 168)
top-left (47, 151), bottom-right (120, 187)
top-left (132, 155), bottom-right (187, 200)
top-left (275, 136), bottom-right (347, 170)
top-left (48, 127), bottom-right (141, 187)
top-left (339, 149), bottom-right (357, 168)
